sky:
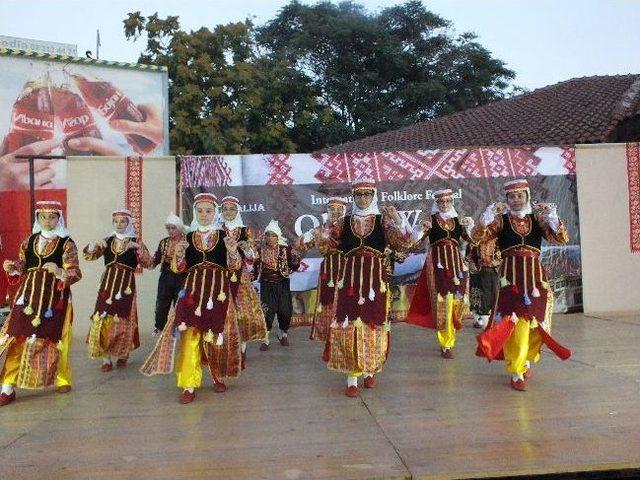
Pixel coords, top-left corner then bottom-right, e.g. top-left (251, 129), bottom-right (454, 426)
top-left (0, 0), bottom-right (638, 91)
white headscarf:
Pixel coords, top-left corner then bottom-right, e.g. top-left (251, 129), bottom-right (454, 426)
top-left (431, 189), bottom-right (458, 219)
top-left (326, 197), bottom-right (348, 219)
top-left (504, 179), bottom-right (532, 218)
top-left (351, 179), bottom-right (380, 216)
top-left (165, 212), bottom-right (187, 233)
top-left (214, 196), bottom-right (245, 230)
top-left (32, 201), bottom-right (69, 239)
top-left (189, 194), bottom-right (218, 233)
top-left (264, 219), bottom-right (288, 246)
top-left (190, 217), bottom-right (217, 232)
top-left (110, 209), bottom-right (137, 240)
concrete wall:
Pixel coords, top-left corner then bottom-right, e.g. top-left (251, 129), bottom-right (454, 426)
top-left (67, 156), bottom-right (176, 333)
top-left (576, 143), bottom-right (640, 314)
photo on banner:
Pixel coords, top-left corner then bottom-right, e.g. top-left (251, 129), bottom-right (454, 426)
top-left (0, 49), bottom-right (169, 304)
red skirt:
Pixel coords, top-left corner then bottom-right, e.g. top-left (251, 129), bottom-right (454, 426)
top-left (175, 263), bottom-right (232, 335)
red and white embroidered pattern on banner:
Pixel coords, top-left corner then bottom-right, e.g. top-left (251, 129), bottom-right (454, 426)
top-left (626, 143), bottom-right (640, 253)
top-left (266, 154), bottom-right (294, 185)
top-left (176, 147), bottom-right (575, 187)
top-left (312, 148), bottom-right (575, 184)
top-left (300, 147), bottom-right (574, 185)
top-left (125, 156), bottom-right (143, 271)
top-left (180, 155), bottom-right (232, 188)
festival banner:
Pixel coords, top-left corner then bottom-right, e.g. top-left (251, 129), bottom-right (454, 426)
top-left (179, 147), bottom-right (582, 322)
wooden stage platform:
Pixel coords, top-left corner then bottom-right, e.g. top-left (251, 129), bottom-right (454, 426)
top-left (1, 312), bottom-right (639, 479)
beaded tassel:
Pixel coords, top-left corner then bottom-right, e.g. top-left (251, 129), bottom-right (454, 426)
top-left (368, 258), bottom-right (375, 301)
top-left (357, 257), bottom-right (365, 305)
top-left (327, 256), bottom-right (335, 287)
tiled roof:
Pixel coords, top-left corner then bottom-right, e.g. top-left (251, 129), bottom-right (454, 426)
top-left (323, 74), bottom-right (640, 152)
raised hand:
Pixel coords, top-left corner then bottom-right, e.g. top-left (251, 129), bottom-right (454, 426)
top-left (127, 241), bottom-right (141, 251)
top-left (224, 235), bottom-right (238, 251)
top-left (534, 202), bottom-right (553, 215)
top-left (175, 240), bottom-right (188, 258)
top-left (493, 202), bottom-right (508, 214)
top-left (480, 203), bottom-right (501, 227)
top-left (382, 205), bottom-right (402, 224)
top-left (90, 240), bottom-right (106, 251)
top-left (42, 262), bottom-right (59, 275)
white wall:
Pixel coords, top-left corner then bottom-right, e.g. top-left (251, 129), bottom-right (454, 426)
top-left (67, 156), bottom-right (176, 333)
top-left (576, 143), bottom-right (640, 314)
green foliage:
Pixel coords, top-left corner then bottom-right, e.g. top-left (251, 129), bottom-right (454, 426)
top-left (124, 1), bottom-right (516, 154)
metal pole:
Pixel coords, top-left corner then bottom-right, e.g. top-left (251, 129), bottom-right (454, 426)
top-left (28, 157), bottom-right (35, 221)
top-left (15, 155), bottom-right (66, 221)
top-left (175, 156), bottom-right (181, 215)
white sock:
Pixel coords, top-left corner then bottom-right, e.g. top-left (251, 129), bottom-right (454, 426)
top-left (264, 331), bottom-right (270, 345)
top-left (185, 387), bottom-right (194, 393)
top-left (364, 373), bottom-right (373, 379)
top-left (241, 342), bottom-right (247, 353)
top-left (280, 330), bottom-right (287, 338)
top-left (1, 384), bottom-right (14, 395)
top-left (525, 360), bottom-right (531, 369)
top-left (347, 375), bottom-right (358, 387)
top-left (512, 373), bottom-right (524, 382)
top-left (102, 356), bottom-right (111, 365)
top-left (480, 315), bottom-right (489, 326)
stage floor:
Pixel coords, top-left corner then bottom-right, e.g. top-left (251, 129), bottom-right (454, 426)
top-left (1, 313), bottom-right (639, 479)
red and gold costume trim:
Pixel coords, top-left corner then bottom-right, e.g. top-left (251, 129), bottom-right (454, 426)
top-left (322, 211), bottom-right (418, 374)
top-left (84, 237), bottom-right (151, 359)
top-left (1, 234), bottom-right (80, 389)
top-left (472, 211), bottom-right (571, 363)
top-left (296, 224), bottom-right (344, 340)
top-left (141, 226), bottom-right (243, 382)
top-left (324, 321), bottom-right (390, 375)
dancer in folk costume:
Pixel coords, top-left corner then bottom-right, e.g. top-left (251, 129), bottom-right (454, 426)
top-left (296, 197), bottom-right (347, 342)
top-left (84, 209), bottom-right (152, 372)
top-left (141, 193), bottom-right (243, 404)
top-left (0, 201), bottom-right (81, 406)
top-left (472, 179), bottom-right (571, 391)
top-left (149, 213), bottom-right (188, 335)
top-left (319, 179), bottom-right (422, 397)
top-left (406, 189), bottom-right (474, 359)
top-left (466, 235), bottom-right (501, 329)
top-left (254, 220), bottom-right (301, 350)
top-left (214, 195), bottom-right (266, 367)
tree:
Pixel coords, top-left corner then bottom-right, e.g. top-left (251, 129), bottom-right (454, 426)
top-left (123, 12), bottom-right (336, 154)
top-left (124, 1), bottom-right (517, 153)
top-left (257, 1), bottom-right (516, 144)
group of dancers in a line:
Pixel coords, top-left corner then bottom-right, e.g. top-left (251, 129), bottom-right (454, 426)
top-left (0, 177), bottom-right (571, 406)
